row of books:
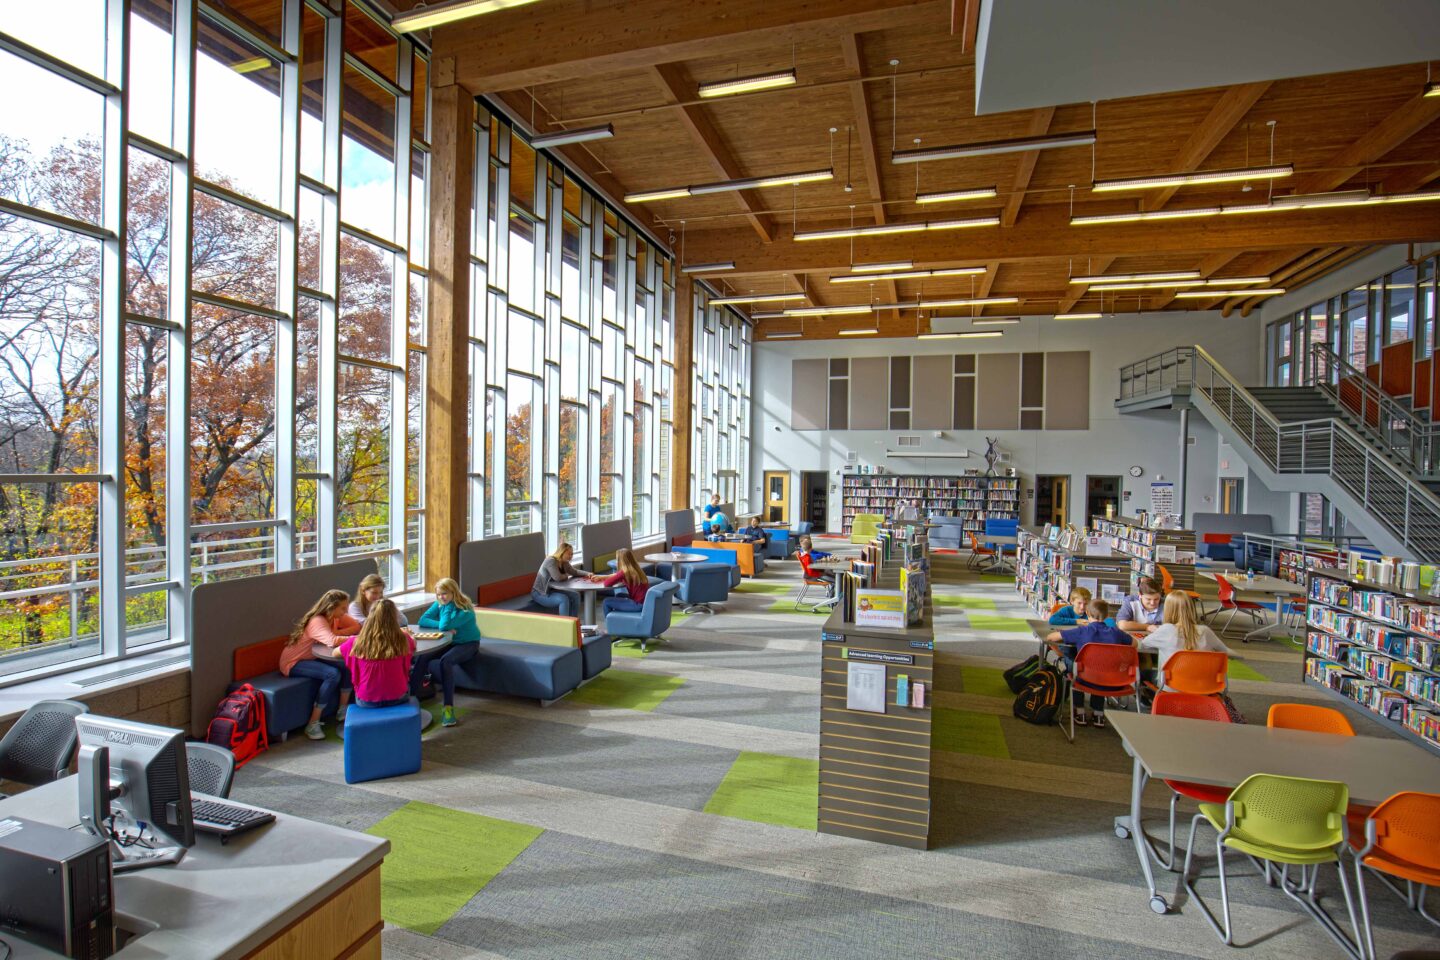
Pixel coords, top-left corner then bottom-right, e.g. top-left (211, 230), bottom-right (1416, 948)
top-left (1306, 658), bottom-right (1430, 731)
top-left (1306, 606), bottom-right (1407, 651)
top-left (843, 477), bottom-right (1005, 490)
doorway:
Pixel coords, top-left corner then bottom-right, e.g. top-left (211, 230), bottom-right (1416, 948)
top-left (801, 471), bottom-right (828, 532)
top-left (1219, 477), bottom-right (1245, 514)
top-left (1035, 475), bottom-right (1069, 527)
top-left (1086, 475), bottom-right (1122, 523)
top-left (763, 471), bottom-right (791, 523)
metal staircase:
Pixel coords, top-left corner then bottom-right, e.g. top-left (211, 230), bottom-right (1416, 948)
top-left (1117, 346), bottom-right (1440, 561)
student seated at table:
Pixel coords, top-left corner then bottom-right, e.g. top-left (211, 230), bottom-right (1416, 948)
top-left (1115, 577), bottom-right (1164, 634)
top-left (599, 548), bottom-right (651, 617)
top-left (338, 598), bottom-right (416, 709)
top-left (283, 589), bottom-right (358, 740)
top-left (531, 541), bottom-right (585, 617)
top-left (740, 517), bottom-right (770, 548)
top-left (706, 511), bottom-right (733, 540)
top-left (797, 535), bottom-right (836, 584)
top-left (1139, 591), bottom-right (1228, 690)
top-left (702, 494), bottom-right (722, 535)
top-left (412, 578), bottom-right (481, 728)
top-left (348, 573), bottom-right (408, 627)
top-left (1045, 598), bottom-right (1135, 729)
top-left (1049, 586), bottom-right (1092, 626)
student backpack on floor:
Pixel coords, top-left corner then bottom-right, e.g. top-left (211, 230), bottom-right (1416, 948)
top-left (1003, 654), bottom-right (1044, 693)
top-left (1013, 666), bottom-right (1063, 725)
top-left (206, 683), bottom-right (269, 768)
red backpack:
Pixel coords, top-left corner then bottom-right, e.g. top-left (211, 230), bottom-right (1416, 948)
top-left (205, 684), bottom-right (269, 768)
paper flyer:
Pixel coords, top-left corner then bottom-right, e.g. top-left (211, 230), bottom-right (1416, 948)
top-left (855, 589), bottom-right (905, 629)
top-left (846, 661), bottom-right (886, 713)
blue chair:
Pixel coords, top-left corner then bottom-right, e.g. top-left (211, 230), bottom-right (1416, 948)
top-left (680, 546), bottom-right (742, 588)
top-left (605, 581), bottom-right (680, 652)
top-left (677, 563), bottom-right (730, 614)
top-left (343, 698), bottom-right (423, 784)
top-left (765, 529), bottom-right (793, 560)
top-left (795, 521), bottom-right (813, 535)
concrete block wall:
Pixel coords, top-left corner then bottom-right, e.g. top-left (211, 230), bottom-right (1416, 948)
top-left (0, 669), bottom-right (190, 742)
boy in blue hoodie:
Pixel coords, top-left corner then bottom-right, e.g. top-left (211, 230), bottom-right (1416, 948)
top-left (1045, 598), bottom-right (1135, 728)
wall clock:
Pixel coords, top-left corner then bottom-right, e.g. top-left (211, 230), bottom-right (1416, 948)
top-left (1128, 465), bottom-right (1144, 478)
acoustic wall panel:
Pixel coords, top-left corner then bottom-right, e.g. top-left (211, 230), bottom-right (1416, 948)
top-left (849, 357), bottom-right (889, 429)
top-left (1045, 351), bottom-right (1091, 430)
top-left (791, 359), bottom-right (827, 429)
top-left (976, 352), bottom-right (1020, 429)
top-left (912, 355), bottom-right (953, 429)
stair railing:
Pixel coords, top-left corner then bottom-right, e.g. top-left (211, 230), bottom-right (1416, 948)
top-left (1119, 345), bottom-right (1440, 561)
top-left (1307, 342), bottom-right (1440, 478)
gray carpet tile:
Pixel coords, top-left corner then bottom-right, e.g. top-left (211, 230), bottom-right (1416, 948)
top-left (229, 762), bottom-right (407, 833)
top-left (648, 639), bottom-right (821, 679)
top-left (652, 677), bottom-right (819, 735)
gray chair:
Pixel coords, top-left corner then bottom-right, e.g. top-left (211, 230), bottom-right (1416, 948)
top-left (677, 563), bottom-right (730, 614)
top-left (0, 699), bottom-right (89, 794)
top-left (186, 741), bottom-right (236, 798)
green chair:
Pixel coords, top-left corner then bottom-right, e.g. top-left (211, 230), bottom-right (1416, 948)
top-left (1182, 773), bottom-right (1363, 959)
top-left (849, 513), bottom-right (883, 544)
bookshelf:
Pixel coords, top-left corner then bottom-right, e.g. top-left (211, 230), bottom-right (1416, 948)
top-left (1303, 568), bottom-right (1440, 753)
top-left (840, 472), bottom-right (1020, 537)
top-left (1015, 529), bottom-right (1133, 618)
top-left (1278, 545), bottom-right (1341, 585)
top-left (1091, 515), bottom-right (1197, 594)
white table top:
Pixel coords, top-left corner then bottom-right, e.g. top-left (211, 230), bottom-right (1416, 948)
top-left (1198, 571), bottom-right (1305, 595)
top-left (1107, 711), bottom-right (1440, 808)
top-left (313, 631), bottom-right (451, 660)
top-left (643, 552), bottom-right (708, 563)
top-left (981, 534), bottom-right (1020, 545)
top-left (558, 576), bottom-right (618, 592)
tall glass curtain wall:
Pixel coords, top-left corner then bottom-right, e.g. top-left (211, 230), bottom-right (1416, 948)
top-left (690, 287), bottom-right (751, 511)
top-left (1265, 255), bottom-right (1437, 386)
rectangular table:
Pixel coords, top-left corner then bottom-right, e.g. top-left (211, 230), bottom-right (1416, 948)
top-left (1106, 711), bottom-right (1440, 913)
top-left (1198, 571), bottom-right (1304, 642)
top-left (981, 534), bottom-right (1019, 573)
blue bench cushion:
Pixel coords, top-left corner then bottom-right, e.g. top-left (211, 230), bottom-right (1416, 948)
top-left (490, 594), bottom-right (544, 613)
top-left (343, 698), bottom-right (422, 784)
top-left (457, 638), bottom-right (584, 702)
top-left (233, 671), bottom-right (337, 739)
top-left (580, 634), bottom-right (612, 679)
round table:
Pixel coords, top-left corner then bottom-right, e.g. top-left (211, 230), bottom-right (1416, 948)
top-left (556, 577), bottom-right (617, 627)
top-left (313, 632), bottom-right (453, 730)
top-left (643, 552), bottom-right (708, 582)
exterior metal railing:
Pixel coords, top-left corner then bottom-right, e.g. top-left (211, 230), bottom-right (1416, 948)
top-left (1119, 345), bottom-right (1440, 561)
top-left (1307, 342), bottom-right (1440, 479)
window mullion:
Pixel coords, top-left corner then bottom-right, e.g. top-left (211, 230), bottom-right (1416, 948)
top-left (273, 0), bottom-right (302, 572)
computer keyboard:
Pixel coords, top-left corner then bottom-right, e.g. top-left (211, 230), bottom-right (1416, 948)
top-left (191, 798), bottom-right (275, 837)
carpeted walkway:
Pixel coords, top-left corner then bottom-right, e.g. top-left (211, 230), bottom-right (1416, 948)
top-left (232, 537), bottom-right (1433, 959)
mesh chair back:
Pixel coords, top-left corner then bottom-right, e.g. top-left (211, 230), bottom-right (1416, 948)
top-left (1153, 691), bottom-right (1231, 722)
top-left (1267, 702), bottom-right (1356, 736)
top-left (0, 699), bottom-right (89, 787)
top-left (1164, 650), bottom-right (1229, 696)
top-left (186, 741), bottom-right (237, 798)
top-left (1228, 773), bottom-right (1349, 852)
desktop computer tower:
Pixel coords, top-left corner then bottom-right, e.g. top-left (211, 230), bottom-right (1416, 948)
top-left (0, 816), bottom-right (115, 958)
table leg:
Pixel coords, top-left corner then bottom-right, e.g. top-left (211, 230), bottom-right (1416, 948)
top-left (583, 591), bottom-right (597, 627)
top-left (1115, 752), bottom-right (1171, 914)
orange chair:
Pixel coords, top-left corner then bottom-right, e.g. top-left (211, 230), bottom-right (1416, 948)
top-left (1162, 650), bottom-right (1229, 696)
top-left (1064, 643), bottom-right (1139, 742)
top-left (1151, 692), bottom-right (1233, 869)
top-left (1158, 564), bottom-right (1209, 618)
top-left (1267, 702), bottom-right (1356, 736)
top-left (794, 553), bottom-right (834, 611)
top-left (1347, 792), bottom-right (1440, 957)
top-left (1211, 574), bottom-right (1265, 635)
top-left (966, 531), bottom-right (996, 571)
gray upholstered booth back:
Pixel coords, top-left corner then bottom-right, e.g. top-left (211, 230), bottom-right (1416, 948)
top-left (458, 532), bottom-right (546, 602)
top-left (664, 509), bottom-right (696, 548)
top-left (580, 519), bottom-right (632, 566)
top-left (189, 559), bottom-right (375, 737)
top-left (1192, 513), bottom-right (1275, 537)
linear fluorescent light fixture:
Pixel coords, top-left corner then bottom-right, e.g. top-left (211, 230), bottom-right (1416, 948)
top-left (709, 293), bottom-right (808, 306)
top-left (957, 330), bottom-right (1004, 338)
top-left (626, 187), bottom-right (692, 203)
top-left (392, 0), bottom-right (543, 33)
top-left (852, 261), bottom-right (912, 272)
top-left (1092, 164), bottom-right (1293, 193)
top-left (795, 216), bottom-right (1000, 241)
top-left (1073, 188), bottom-right (1440, 227)
top-left (892, 131), bottom-right (1096, 165)
top-left (1072, 206), bottom-right (1224, 226)
top-left (626, 168), bottom-right (832, 203)
top-left (697, 69), bottom-right (797, 99)
top-left (1072, 270), bottom-right (1200, 285)
top-left (831, 266), bottom-right (987, 285)
top-left (783, 305), bottom-right (872, 317)
top-left (918, 332), bottom-right (962, 340)
top-left (972, 317), bottom-right (1020, 325)
top-left (530, 124), bottom-right (614, 149)
top-left (1088, 276), bottom-right (1272, 292)
top-left (766, 331), bottom-right (804, 339)
top-left (838, 327), bottom-right (880, 336)
top-left (1426, 81), bottom-right (1440, 98)
top-left (681, 262), bottom-right (735, 274)
top-left (916, 296), bottom-right (1018, 309)
top-left (1173, 288), bottom-right (1285, 298)
top-left (1270, 189), bottom-right (1372, 209)
top-left (915, 186), bottom-right (999, 204)
top-left (1057, 313), bottom-right (1101, 320)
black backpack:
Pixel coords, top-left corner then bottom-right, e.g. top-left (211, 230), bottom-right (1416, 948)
top-left (1013, 666), bottom-right (1063, 725)
top-left (1003, 654), bottom-right (1044, 693)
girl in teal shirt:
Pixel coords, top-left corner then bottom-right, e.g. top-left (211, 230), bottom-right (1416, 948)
top-left (411, 577), bottom-right (480, 726)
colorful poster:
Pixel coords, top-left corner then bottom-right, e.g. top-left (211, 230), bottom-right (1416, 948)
top-left (855, 589), bottom-right (905, 629)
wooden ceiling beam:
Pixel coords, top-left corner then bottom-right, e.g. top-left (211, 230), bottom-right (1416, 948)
top-left (1057, 256), bottom-right (1115, 314)
top-left (435, 0), bottom-right (947, 93)
top-left (677, 201), bottom-right (1440, 276)
top-left (1000, 107), bottom-right (1055, 228)
top-left (650, 62), bottom-right (776, 243)
top-left (1286, 90), bottom-right (1440, 196)
top-left (1140, 81), bottom-right (1271, 212)
top-left (1212, 247), bottom-right (1342, 315)
top-left (839, 32), bottom-right (898, 306)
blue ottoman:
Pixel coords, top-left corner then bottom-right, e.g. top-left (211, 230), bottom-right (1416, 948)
top-left (343, 698), bottom-right (423, 784)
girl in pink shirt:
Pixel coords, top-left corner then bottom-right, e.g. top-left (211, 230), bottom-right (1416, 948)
top-left (600, 548), bottom-right (651, 616)
top-left (283, 589), bottom-right (358, 740)
top-left (338, 599), bottom-right (416, 708)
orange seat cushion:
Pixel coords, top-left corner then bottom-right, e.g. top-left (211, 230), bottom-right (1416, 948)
top-left (672, 533), bottom-right (695, 547)
top-left (477, 572), bottom-right (535, 606)
top-left (234, 636), bottom-right (289, 681)
top-left (1166, 779), bottom-right (1232, 803)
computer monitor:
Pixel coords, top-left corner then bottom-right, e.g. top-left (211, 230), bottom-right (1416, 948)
top-left (74, 715), bottom-right (195, 850)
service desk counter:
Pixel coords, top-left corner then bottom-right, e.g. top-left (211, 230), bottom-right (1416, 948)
top-left (0, 778), bottom-right (388, 959)
top-left (819, 606), bottom-right (935, 850)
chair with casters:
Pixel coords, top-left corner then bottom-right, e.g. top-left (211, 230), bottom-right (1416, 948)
top-left (186, 741), bottom-right (237, 798)
top-left (1210, 574), bottom-right (1265, 636)
top-left (1158, 563), bottom-right (1209, 618)
top-left (966, 532), bottom-right (996, 571)
top-left (1182, 773), bottom-right (1363, 958)
top-left (1268, 702), bottom-right (1356, 736)
top-left (1347, 791), bottom-right (1440, 960)
top-left (0, 699), bottom-right (89, 796)
top-left (1148, 692), bottom-right (1233, 870)
top-left (795, 553), bottom-right (835, 611)
top-left (1063, 643), bottom-right (1139, 743)
top-left (605, 581), bottom-right (680, 653)
top-left (676, 563), bottom-right (730, 614)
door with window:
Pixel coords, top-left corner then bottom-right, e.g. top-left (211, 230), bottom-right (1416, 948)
top-left (1035, 475), bottom-right (1069, 526)
top-left (1219, 478), bottom-right (1244, 514)
top-left (1086, 476), bottom-right (1121, 523)
top-left (762, 471), bottom-right (790, 523)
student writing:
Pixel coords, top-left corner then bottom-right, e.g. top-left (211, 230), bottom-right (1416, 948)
top-left (531, 541), bottom-right (585, 618)
top-left (411, 578), bottom-right (480, 727)
top-left (338, 598), bottom-right (416, 709)
top-left (282, 589), bottom-right (357, 740)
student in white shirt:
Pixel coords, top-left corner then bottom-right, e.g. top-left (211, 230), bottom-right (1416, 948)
top-left (1140, 591), bottom-right (1230, 689)
top-left (893, 498), bottom-right (920, 523)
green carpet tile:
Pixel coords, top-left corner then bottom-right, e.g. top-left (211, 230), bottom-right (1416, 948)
top-left (932, 707), bottom-right (1010, 759)
top-left (964, 612), bottom-right (1033, 633)
top-left (366, 800), bottom-right (543, 936)
top-left (734, 580), bottom-right (795, 595)
top-left (569, 668), bottom-right (685, 712)
top-left (931, 594), bottom-right (998, 610)
top-left (1227, 658), bottom-right (1270, 682)
top-left (611, 639), bottom-right (658, 658)
top-left (703, 751), bottom-right (819, 830)
top-left (959, 665), bottom-right (1014, 699)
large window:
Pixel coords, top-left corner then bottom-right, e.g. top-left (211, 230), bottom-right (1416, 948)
top-left (691, 290), bottom-right (753, 514)
top-left (0, 0), bottom-right (427, 682)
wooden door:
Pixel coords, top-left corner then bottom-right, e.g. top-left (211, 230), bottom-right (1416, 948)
top-left (763, 471), bottom-right (790, 523)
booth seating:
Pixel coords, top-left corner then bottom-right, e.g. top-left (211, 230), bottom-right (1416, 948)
top-left (231, 637), bottom-right (341, 740)
top-left (675, 545), bottom-right (742, 588)
top-left (460, 533), bottom-right (546, 612)
top-left (457, 608), bottom-right (609, 702)
top-left (605, 580), bottom-right (681, 651)
top-left (850, 513), bottom-right (883, 544)
top-left (1193, 512), bottom-right (1274, 563)
top-left (343, 698), bottom-right (422, 784)
top-left (701, 539), bottom-right (765, 576)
